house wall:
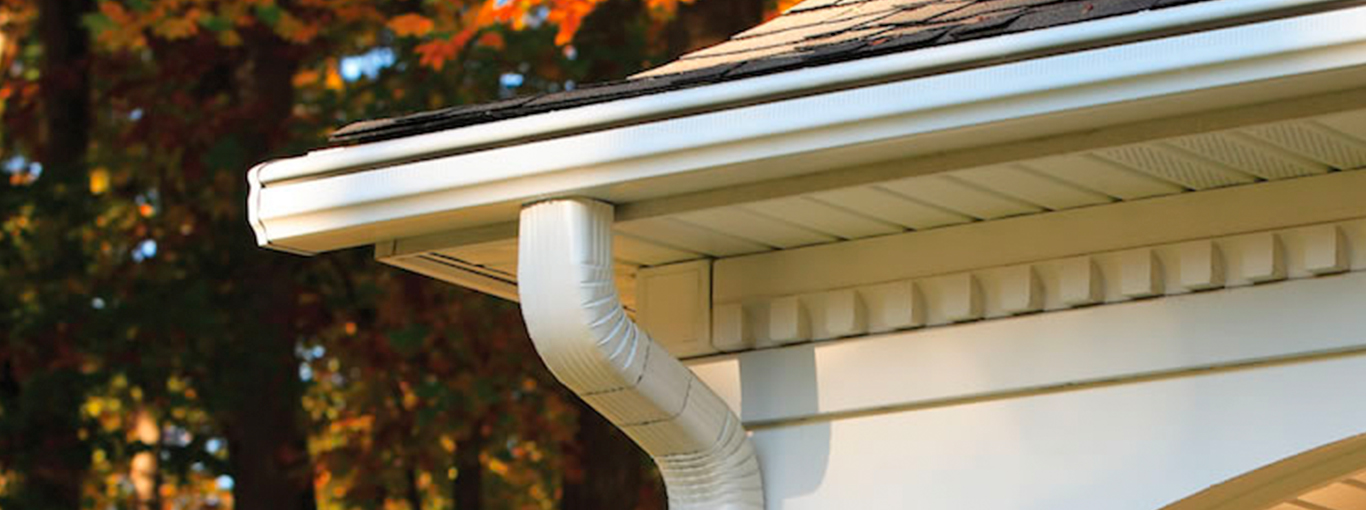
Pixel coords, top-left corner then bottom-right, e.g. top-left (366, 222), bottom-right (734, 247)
top-left (359, 90), bottom-right (1366, 509)
top-left (667, 173), bottom-right (1366, 509)
top-left (688, 271), bottom-right (1366, 509)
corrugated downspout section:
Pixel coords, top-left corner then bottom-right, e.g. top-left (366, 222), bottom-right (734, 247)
top-left (518, 198), bottom-right (763, 509)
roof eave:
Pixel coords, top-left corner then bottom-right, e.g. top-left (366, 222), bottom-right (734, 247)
top-left (249, 0), bottom-right (1366, 255)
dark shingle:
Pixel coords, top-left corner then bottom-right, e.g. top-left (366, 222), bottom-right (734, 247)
top-left (858, 24), bottom-right (952, 53)
top-left (876, 1), bottom-right (972, 25)
top-left (727, 38), bottom-right (872, 79)
top-left (931, 0), bottom-right (1042, 22)
top-left (328, 0), bottom-right (1222, 145)
top-left (328, 95), bottom-right (539, 143)
top-left (1009, 0), bottom-right (1160, 31)
top-left (943, 9), bottom-right (1027, 41)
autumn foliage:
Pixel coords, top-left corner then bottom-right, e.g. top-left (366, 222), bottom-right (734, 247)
top-left (0, 0), bottom-right (768, 507)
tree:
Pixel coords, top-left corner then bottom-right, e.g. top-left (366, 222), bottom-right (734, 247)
top-left (0, 0), bottom-right (96, 506)
top-left (0, 0), bottom-right (767, 507)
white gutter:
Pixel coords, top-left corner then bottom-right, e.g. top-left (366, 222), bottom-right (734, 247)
top-left (518, 198), bottom-right (762, 509)
top-left (250, 0), bottom-right (1366, 254)
top-left (254, 0), bottom-right (1351, 184)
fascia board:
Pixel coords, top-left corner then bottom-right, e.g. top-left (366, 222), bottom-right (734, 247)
top-left (251, 3), bottom-right (1366, 254)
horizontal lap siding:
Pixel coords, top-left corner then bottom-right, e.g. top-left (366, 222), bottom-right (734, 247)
top-left (741, 352), bottom-right (1366, 509)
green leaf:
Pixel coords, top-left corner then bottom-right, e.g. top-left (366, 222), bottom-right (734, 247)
top-left (387, 324), bottom-right (428, 356)
top-left (201, 136), bottom-right (244, 171)
top-left (473, 378), bottom-right (496, 404)
top-left (415, 380), bottom-right (442, 400)
top-left (416, 406), bottom-right (437, 428)
top-left (80, 13), bottom-right (115, 34)
top-left (253, 4), bottom-right (283, 27)
top-left (198, 15), bottom-right (232, 33)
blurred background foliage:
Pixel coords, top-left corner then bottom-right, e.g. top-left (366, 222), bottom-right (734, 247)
top-left (0, 0), bottom-right (789, 507)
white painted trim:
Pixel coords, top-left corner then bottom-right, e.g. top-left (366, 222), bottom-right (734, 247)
top-left (688, 270), bottom-right (1366, 426)
top-left (375, 229), bottom-right (524, 301)
top-left (251, 4), bottom-right (1366, 254)
top-left (636, 260), bottom-right (714, 358)
top-left (381, 253), bottom-right (520, 302)
top-left (746, 354), bottom-right (1366, 509)
top-left (713, 170), bottom-right (1366, 303)
top-left (704, 213), bottom-right (1366, 353)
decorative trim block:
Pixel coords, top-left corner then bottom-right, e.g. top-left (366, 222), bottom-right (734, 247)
top-left (1303, 225), bottom-right (1348, 275)
top-left (768, 296), bottom-right (810, 346)
top-left (1120, 249), bottom-right (1164, 298)
top-left (654, 218), bottom-right (1365, 358)
top-left (637, 260), bottom-right (714, 357)
top-left (1178, 240), bottom-right (1225, 291)
top-left (930, 274), bottom-right (983, 324)
top-left (1058, 257), bottom-right (1103, 306)
top-left (1242, 233), bottom-right (1287, 283)
top-left (815, 289), bottom-right (868, 340)
top-left (712, 303), bottom-right (751, 352)
top-left (997, 266), bottom-right (1043, 315)
top-left (861, 281), bottom-right (925, 333)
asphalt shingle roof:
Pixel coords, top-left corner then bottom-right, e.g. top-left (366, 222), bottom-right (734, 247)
top-left (328, 0), bottom-right (1211, 145)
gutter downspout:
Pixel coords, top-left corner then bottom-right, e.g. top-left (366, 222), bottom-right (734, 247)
top-left (518, 198), bottom-right (763, 509)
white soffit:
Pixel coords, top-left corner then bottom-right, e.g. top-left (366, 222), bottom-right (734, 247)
top-left (378, 109), bottom-right (1366, 312)
top-left (253, 2), bottom-right (1366, 254)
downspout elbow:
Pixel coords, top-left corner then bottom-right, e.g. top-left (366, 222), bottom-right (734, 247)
top-left (518, 198), bottom-right (764, 509)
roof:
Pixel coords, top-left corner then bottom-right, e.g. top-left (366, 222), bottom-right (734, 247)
top-left (328, 0), bottom-right (1210, 145)
top-left (251, 0), bottom-right (1366, 255)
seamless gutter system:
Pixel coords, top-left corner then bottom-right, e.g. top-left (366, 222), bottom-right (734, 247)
top-left (249, 0), bottom-right (1366, 254)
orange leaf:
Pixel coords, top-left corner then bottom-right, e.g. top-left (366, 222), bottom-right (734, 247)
top-left (414, 38), bottom-right (460, 71)
top-left (490, 0), bottom-right (521, 23)
top-left (451, 27), bottom-right (476, 50)
top-left (89, 167), bottom-right (110, 195)
top-left (325, 62), bottom-right (344, 90)
top-left (387, 13), bottom-right (434, 37)
top-left (476, 32), bottom-right (504, 50)
top-left (99, 1), bottom-right (132, 24)
top-left (553, 16), bottom-right (581, 45)
top-left (335, 5), bottom-right (381, 22)
top-left (276, 14), bottom-right (320, 43)
top-left (292, 69), bottom-right (320, 87)
top-left (153, 16), bottom-right (199, 40)
top-left (546, 0), bottom-right (604, 45)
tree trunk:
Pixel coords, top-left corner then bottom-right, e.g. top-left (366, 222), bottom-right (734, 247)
top-left (37, 0), bottom-right (92, 188)
top-left (0, 367), bottom-right (89, 509)
top-left (453, 432), bottom-right (484, 509)
top-left (561, 402), bottom-right (657, 510)
top-left (223, 407), bottom-right (316, 510)
top-left (2, 0), bottom-right (97, 507)
top-left (217, 29), bottom-right (317, 510)
top-left (217, 283), bottom-right (315, 510)
top-left (405, 467), bottom-right (424, 510)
